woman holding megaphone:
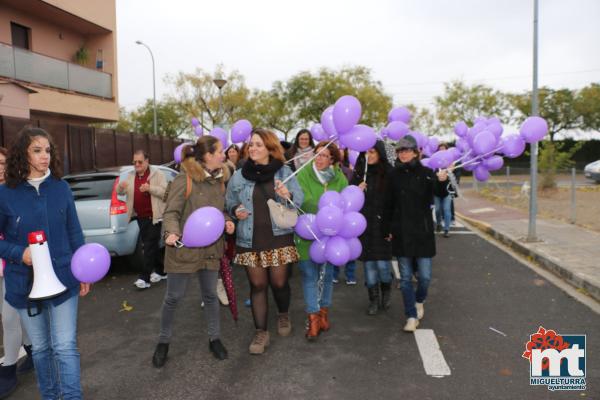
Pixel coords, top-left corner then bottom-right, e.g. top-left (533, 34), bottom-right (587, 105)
top-left (152, 135), bottom-right (235, 368)
top-left (0, 127), bottom-right (89, 399)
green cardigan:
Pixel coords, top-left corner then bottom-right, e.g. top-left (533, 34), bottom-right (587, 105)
top-left (295, 162), bottom-right (348, 260)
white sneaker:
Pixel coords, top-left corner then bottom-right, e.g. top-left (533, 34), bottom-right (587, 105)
top-left (403, 317), bottom-right (419, 332)
top-left (216, 279), bottom-right (229, 306)
top-left (150, 272), bottom-right (167, 283)
top-left (416, 303), bottom-right (424, 320)
top-left (134, 279), bottom-right (151, 289)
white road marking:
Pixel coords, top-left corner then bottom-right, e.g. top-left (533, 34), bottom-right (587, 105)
top-left (414, 329), bottom-right (452, 377)
top-left (469, 207), bottom-right (496, 214)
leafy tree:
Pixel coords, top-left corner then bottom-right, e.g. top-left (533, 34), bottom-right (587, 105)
top-left (127, 99), bottom-right (190, 138)
top-left (508, 87), bottom-right (580, 141)
top-left (434, 80), bottom-right (511, 132)
top-left (575, 83), bottom-right (600, 131)
top-left (165, 65), bottom-right (252, 131)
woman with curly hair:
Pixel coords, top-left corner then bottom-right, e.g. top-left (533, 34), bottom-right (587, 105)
top-left (0, 127), bottom-right (89, 399)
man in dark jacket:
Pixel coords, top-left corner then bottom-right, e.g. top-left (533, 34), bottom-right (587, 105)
top-left (383, 135), bottom-right (445, 332)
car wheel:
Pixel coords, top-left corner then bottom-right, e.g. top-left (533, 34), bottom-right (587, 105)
top-left (126, 236), bottom-right (144, 271)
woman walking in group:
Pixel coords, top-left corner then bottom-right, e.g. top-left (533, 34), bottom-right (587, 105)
top-left (296, 141), bottom-right (348, 340)
top-left (0, 146), bottom-right (34, 397)
top-left (225, 128), bottom-right (303, 354)
top-left (152, 135), bottom-right (235, 368)
top-left (433, 143), bottom-right (454, 238)
top-left (0, 127), bottom-right (90, 399)
top-left (384, 135), bottom-right (446, 332)
top-left (351, 141), bottom-right (393, 315)
top-left (285, 129), bottom-right (315, 172)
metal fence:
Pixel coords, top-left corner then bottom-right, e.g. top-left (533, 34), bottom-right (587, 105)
top-left (0, 116), bottom-right (182, 174)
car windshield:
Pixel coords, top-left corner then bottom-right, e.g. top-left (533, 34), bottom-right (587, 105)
top-left (65, 175), bottom-right (116, 201)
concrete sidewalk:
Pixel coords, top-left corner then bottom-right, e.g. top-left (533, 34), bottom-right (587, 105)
top-left (455, 189), bottom-right (600, 303)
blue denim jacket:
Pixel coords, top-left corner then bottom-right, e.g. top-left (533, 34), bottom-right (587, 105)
top-left (225, 165), bottom-right (304, 249)
top-left (0, 176), bottom-right (84, 309)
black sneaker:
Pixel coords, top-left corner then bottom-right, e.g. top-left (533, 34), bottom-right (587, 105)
top-left (0, 364), bottom-right (17, 398)
top-left (209, 339), bottom-right (228, 360)
top-left (152, 343), bottom-right (169, 368)
top-left (435, 224), bottom-right (442, 233)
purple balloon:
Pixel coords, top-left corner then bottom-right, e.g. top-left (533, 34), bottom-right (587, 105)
top-left (520, 116), bottom-right (548, 143)
top-left (348, 150), bottom-right (359, 167)
top-left (231, 119), bottom-right (252, 143)
top-left (428, 137), bottom-right (439, 152)
top-left (386, 121), bottom-right (409, 141)
top-left (341, 185), bottom-right (365, 212)
top-left (194, 126), bottom-right (203, 137)
top-left (388, 107), bottom-right (412, 124)
top-left (379, 126), bottom-right (389, 139)
top-left (501, 134), bottom-right (526, 158)
top-left (447, 147), bottom-right (462, 161)
top-left (182, 206), bottom-right (225, 247)
top-left (309, 238), bottom-right (329, 264)
top-left (316, 205), bottom-right (344, 236)
top-left (463, 157), bottom-right (480, 172)
top-left (318, 191), bottom-right (345, 210)
top-left (347, 237), bottom-right (362, 260)
top-left (472, 130), bottom-right (497, 155)
top-left (339, 124), bottom-right (377, 152)
top-left (422, 146), bottom-right (433, 158)
top-left (320, 106), bottom-right (337, 138)
top-left (210, 127), bottom-right (229, 148)
top-left (311, 123), bottom-right (328, 141)
top-left (473, 116), bottom-right (487, 125)
top-left (420, 157), bottom-right (431, 168)
top-left (71, 243), bottom-right (111, 283)
top-left (456, 137), bottom-right (470, 153)
top-left (173, 142), bottom-right (190, 163)
top-left (191, 117), bottom-right (200, 127)
top-left (487, 122), bottom-right (503, 138)
top-left (410, 131), bottom-right (428, 149)
top-left (295, 213), bottom-right (321, 240)
top-left (339, 211), bottom-right (367, 239)
top-left (486, 117), bottom-right (501, 126)
top-left (333, 95), bottom-right (362, 135)
top-left (483, 155), bottom-right (504, 171)
top-left (473, 164), bottom-right (490, 182)
top-left (454, 121), bottom-right (468, 137)
top-left (325, 236), bottom-right (350, 266)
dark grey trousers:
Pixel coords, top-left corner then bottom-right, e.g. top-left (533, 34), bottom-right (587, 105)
top-left (158, 270), bottom-right (220, 342)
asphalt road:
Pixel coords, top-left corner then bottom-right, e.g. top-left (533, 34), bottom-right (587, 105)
top-left (11, 224), bottom-right (600, 399)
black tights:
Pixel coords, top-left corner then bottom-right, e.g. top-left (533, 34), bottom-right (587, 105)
top-left (245, 265), bottom-right (290, 330)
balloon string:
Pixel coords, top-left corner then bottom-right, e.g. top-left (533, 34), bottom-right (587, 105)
top-left (279, 138), bottom-right (337, 187)
top-left (363, 153), bottom-right (369, 183)
top-left (449, 145), bottom-right (504, 171)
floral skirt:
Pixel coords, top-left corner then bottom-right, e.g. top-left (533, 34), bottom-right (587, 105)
top-left (234, 246), bottom-right (299, 269)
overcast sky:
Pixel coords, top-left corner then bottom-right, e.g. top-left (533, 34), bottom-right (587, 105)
top-left (116, 0), bottom-right (600, 115)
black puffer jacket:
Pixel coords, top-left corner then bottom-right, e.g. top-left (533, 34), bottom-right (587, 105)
top-left (383, 159), bottom-right (436, 258)
top-left (351, 141), bottom-right (392, 261)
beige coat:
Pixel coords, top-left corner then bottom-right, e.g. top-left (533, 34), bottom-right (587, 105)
top-left (117, 166), bottom-right (167, 225)
top-left (162, 157), bottom-right (231, 273)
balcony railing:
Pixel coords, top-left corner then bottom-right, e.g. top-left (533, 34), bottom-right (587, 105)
top-left (0, 42), bottom-right (112, 99)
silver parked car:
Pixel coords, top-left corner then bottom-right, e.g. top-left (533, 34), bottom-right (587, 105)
top-left (584, 160), bottom-right (600, 183)
top-left (64, 165), bottom-right (178, 269)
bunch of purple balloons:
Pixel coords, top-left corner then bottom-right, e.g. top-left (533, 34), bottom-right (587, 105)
top-left (422, 116), bottom-right (548, 182)
top-left (310, 96), bottom-right (379, 153)
top-left (295, 186), bottom-right (367, 266)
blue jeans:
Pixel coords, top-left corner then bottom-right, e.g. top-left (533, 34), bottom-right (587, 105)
top-left (299, 261), bottom-right (334, 314)
top-left (434, 195), bottom-right (452, 232)
top-left (397, 257), bottom-right (432, 319)
top-left (18, 294), bottom-right (82, 400)
top-left (333, 261), bottom-right (356, 281)
top-left (364, 260), bottom-right (393, 288)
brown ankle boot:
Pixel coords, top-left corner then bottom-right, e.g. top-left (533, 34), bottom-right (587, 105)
top-left (305, 313), bottom-right (320, 340)
top-left (277, 313), bottom-right (292, 337)
top-left (319, 307), bottom-right (330, 332)
top-left (249, 330), bottom-right (270, 355)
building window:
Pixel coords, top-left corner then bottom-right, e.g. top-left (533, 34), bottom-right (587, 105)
top-left (11, 22), bottom-right (31, 49)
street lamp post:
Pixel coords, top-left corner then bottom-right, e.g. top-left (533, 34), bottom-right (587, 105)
top-left (213, 78), bottom-right (227, 126)
top-left (135, 40), bottom-right (157, 136)
top-left (527, 0), bottom-right (539, 241)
